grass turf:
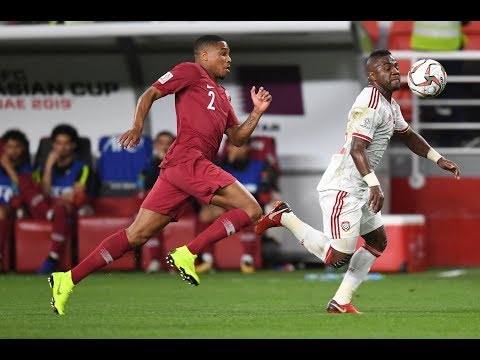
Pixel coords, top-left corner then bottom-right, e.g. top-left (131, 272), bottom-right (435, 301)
top-left (1, 268), bottom-right (480, 340)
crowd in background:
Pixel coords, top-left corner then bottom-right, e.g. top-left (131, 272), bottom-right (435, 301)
top-left (0, 124), bottom-right (283, 275)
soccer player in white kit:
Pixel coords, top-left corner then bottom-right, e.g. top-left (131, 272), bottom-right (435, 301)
top-left (255, 49), bottom-right (461, 313)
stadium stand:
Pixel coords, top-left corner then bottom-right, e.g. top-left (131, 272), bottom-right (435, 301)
top-left (0, 137), bottom-right (13, 272)
top-left (142, 214), bottom-right (198, 271)
top-left (205, 136), bottom-right (280, 270)
top-left (463, 21), bottom-right (480, 50)
top-left (14, 132), bottom-right (93, 273)
top-left (95, 134), bottom-right (152, 197)
top-left (360, 21), bottom-right (379, 50)
top-left (15, 220), bottom-right (74, 272)
top-left (388, 21), bottom-right (414, 122)
top-left (34, 135), bottom-right (93, 168)
top-left (387, 21), bottom-right (414, 50)
top-left (76, 134), bottom-right (153, 271)
top-left (0, 219), bottom-right (12, 272)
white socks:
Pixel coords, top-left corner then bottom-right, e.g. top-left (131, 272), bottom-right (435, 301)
top-left (281, 212), bottom-right (330, 262)
top-left (280, 211), bottom-right (380, 305)
top-left (201, 252), bottom-right (214, 264)
top-left (241, 254), bottom-right (254, 265)
top-left (333, 246), bottom-right (376, 305)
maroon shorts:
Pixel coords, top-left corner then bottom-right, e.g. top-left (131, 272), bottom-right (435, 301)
top-left (141, 157), bottom-right (236, 220)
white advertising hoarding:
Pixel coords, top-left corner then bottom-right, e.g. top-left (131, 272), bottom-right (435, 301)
top-left (0, 54), bottom-right (136, 159)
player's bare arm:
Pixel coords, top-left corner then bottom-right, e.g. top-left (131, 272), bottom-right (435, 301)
top-left (41, 150), bottom-right (59, 195)
top-left (396, 128), bottom-right (461, 179)
top-left (119, 86), bottom-right (165, 149)
top-left (226, 86), bottom-right (272, 146)
top-left (351, 136), bottom-right (384, 213)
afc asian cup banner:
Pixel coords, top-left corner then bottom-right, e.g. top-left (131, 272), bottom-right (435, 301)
top-left (0, 54), bottom-right (136, 157)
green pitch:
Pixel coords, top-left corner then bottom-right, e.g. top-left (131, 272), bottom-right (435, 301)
top-left (1, 268), bottom-right (480, 339)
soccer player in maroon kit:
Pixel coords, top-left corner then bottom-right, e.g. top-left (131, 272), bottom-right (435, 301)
top-left (48, 34), bottom-right (273, 315)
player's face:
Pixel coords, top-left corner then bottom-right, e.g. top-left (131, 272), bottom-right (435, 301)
top-left (4, 139), bottom-right (25, 164)
top-left (206, 41), bottom-right (231, 80)
top-left (373, 55), bottom-right (401, 92)
top-left (52, 134), bottom-right (76, 159)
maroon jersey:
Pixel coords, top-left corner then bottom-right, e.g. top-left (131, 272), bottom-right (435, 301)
top-left (152, 62), bottom-right (240, 168)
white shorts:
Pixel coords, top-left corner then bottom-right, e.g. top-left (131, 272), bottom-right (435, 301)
top-left (318, 189), bottom-right (383, 254)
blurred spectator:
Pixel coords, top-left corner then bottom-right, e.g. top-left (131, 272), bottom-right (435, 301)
top-left (30, 124), bottom-right (94, 274)
top-left (411, 21), bottom-right (468, 52)
top-left (143, 130), bottom-right (176, 273)
top-left (143, 131), bottom-right (176, 190)
top-left (195, 138), bottom-right (280, 274)
top-left (0, 129), bottom-right (32, 271)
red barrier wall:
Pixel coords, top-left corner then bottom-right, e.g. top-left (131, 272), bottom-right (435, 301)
top-left (390, 177), bottom-right (480, 266)
top-left (356, 215), bottom-right (427, 272)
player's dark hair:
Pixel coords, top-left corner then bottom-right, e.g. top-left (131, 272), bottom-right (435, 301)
top-left (51, 123), bottom-right (79, 145)
top-left (1, 128), bottom-right (31, 164)
top-left (2, 129), bottom-right (30, 150)
top-left (368, 49), bottom-right (392, 61)
top-left (194, 35), bottom-right (226, 55)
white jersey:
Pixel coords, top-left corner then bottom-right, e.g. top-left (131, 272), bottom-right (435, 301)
top-left (317, 85), bottom-right (410, 198)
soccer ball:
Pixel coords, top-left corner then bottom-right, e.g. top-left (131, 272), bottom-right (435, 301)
top-left (407, 59), bottom-right (447, 98)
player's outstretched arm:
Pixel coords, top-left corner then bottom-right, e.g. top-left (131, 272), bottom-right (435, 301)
top-left (119, 86), bottom-right (164, 149)
top-left (250, 86), bottom-right (272, 114)
top-left (226, 86), bottom-right (272, 146)
top-left (396, 128), bottom-right (461, 179)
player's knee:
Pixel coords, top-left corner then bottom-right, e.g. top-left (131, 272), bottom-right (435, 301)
top-left (362, 238), bottom-right (387, 260)
top-left (126, 226), bottom-right (157, 247)
top-left (249, 203), bottom-right (263, 222)
top-left (365, 237), bottom-right (387, 253)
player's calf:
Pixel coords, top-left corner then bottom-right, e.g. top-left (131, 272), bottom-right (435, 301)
top-left (324, 246), bottom-right (353, 269)
top-left (329, 253), bottom-right (352, 268)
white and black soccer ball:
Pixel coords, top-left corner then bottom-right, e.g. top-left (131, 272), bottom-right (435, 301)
top-left (407, 58), bottom-right (447, 98)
